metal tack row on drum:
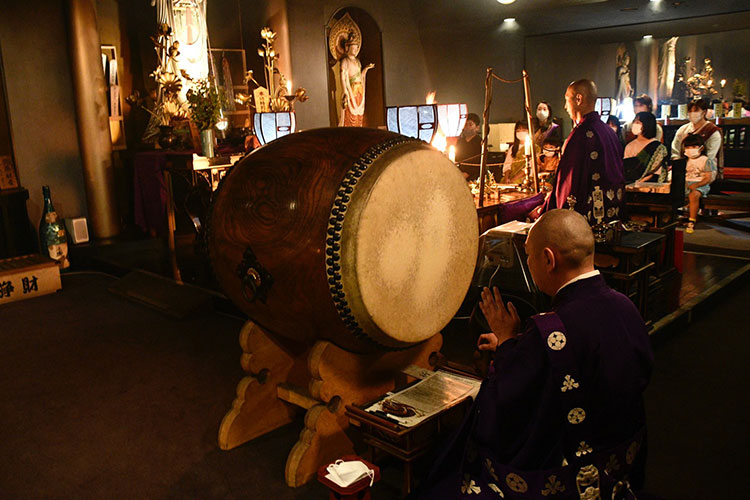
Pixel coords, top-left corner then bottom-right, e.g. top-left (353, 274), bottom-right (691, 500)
top-left (207, 128), bottom-right (479, 353)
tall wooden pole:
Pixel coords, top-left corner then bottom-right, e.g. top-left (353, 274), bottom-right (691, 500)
top-left (479, 68), bottom-right (493, 208)
top-left (522, 70), bottom-right (539, 194)
top-left (67, 0), bottom-right (120, 239)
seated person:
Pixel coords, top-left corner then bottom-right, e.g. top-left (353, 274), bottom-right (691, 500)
top-left (606, 115), bottom-right (625, 148)
top-left (624, 94), bottom-right (663, 143)
top-left (623, 111), bottom-right (669, 183)
top-left (455, 113), bottom-right (483, 164)
top-left (671, 99), bottom-right (722, 175)
top-left (532, 101), bottom-right (562, 149)
top-left (502, 121), bottom-right (530, 184)
top-left (538, 137), bottom-right (561, 191)
top-left (418, 209), bottom-right (653, 499)
top-left (683, 134), bottom-right (717, 234)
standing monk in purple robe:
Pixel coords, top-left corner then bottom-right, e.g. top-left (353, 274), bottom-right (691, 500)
top-left (541, 80), bottom-right (626, 225)
top-left (418, 210), bottom-right (653, 499)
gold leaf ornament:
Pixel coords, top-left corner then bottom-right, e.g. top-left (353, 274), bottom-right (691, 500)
top-left (542, 475), bottom-right (566, 496)
top-left (461, 474), bottom-right (482, 495)
top-left (505, 473), bottom-right (528, 493)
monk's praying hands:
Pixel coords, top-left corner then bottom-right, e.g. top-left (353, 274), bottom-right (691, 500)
top-left (477, 286), bottom-right (520, 352)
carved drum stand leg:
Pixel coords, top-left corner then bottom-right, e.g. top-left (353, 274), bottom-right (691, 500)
top-left (284, 334), bottom-right (443, 487)
top-left (218, 321), bottom-right (308, 450)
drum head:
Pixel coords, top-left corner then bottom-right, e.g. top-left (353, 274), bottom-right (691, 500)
top-left (339, 142), bottom-right (478, 347)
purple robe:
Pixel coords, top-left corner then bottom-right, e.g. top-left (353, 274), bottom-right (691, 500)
top-left (542, 112), bottom-right (626, 224)
top-left (419, 275), bottom-right (653, 499)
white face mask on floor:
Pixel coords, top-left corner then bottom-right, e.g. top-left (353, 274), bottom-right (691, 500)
top-left (325, 459), bottom-right (375, 487)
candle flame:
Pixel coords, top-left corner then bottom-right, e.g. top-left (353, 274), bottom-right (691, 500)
top-left (431, 129), bottom-right (447, 152)
top-left (425, 91), bottom-right (436, 105)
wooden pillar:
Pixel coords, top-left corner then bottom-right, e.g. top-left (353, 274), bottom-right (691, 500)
top-left (67, 0), bottom-right (120, 239)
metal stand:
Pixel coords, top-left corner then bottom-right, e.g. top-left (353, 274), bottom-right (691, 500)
top-left (479, 68), bottom-right (540, 203)
top-left (518, 155), bottom-right (534, 193)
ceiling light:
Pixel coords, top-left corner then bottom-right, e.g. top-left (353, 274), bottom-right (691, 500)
top-left (504, 17), bottom-right (516, 23)
top-left (643, 34), bottom-right (653, 39)
top-left (497, 0), bottom-right (516, 4)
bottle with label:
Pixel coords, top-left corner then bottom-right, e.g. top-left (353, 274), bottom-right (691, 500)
top-left (39, 185), bottom-right (70, 268)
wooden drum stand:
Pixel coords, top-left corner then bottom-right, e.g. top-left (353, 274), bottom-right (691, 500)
top-left (218, 321), bottom-right (443, 487)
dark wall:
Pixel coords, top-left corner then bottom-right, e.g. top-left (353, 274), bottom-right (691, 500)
top-left (417, 19), bottom-right (526, 127)
top-left (0, 0), bottom-right (87, 228)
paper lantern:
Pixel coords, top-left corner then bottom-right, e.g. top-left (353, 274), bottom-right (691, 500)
top-left (253, 111), bottom-right (297, 145)
top-left (436, 103), bottom-right (468, 138)
top-left (386, 105), bottom-right (438, 143)
top-left (596, 98), bottom-right (617, 118)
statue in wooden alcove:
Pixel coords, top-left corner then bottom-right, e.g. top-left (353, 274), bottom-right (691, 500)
top-left (328, 13), bottom-right (374, 127)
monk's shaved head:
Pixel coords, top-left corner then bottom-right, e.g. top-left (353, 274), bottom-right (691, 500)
top-left (565, 79), bottom-right (598, 122)
top-left (528, 209), bottom-right (594, 269)
top-left (568, 79), bottom-right (598, 106)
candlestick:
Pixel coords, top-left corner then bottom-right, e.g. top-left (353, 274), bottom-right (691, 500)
top-left (286, 80), bottom-right (292, 95)
top-left (524, 135), bottom-right (531, 157)
top-left (448, 145), bottom-right (456, 163)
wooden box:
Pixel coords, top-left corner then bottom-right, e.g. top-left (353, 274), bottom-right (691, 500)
top-left (0, 254), bottom-right (62, 306)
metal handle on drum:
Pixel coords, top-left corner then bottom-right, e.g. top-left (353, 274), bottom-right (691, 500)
top-left (236, 246), bottom-right (274, 303)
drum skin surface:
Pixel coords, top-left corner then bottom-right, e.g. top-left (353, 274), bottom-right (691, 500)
top-left (208, 128), bottom-right (478, 353)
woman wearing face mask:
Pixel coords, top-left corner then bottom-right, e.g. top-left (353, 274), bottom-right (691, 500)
top-left (532, 101), bottom-right (562, 148)
top-left (623, 111), bottom-right (669, 182)
top-left (502, 121), bottom-right (530, 184)
top-left (671, 99), bottom-right (723, 172)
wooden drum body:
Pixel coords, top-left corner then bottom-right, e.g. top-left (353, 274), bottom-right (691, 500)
top-left (208, 128), bottom-right (478, 352)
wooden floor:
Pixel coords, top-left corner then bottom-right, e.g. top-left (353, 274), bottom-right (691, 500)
top-left (56, 223), bottom-right (749, 498)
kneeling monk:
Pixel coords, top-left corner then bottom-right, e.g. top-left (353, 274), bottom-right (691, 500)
top-left (418, 210), bottom-right (653, 499)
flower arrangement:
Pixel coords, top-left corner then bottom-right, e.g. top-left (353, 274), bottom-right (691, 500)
top-left (125, 23), bottom-right (190, 140)
top-left (186, 79), bottom-right (225, 131)
top-left (234, 27), bottom-right (308, 113)
top-left (125, 88), bottom-right (186, 127)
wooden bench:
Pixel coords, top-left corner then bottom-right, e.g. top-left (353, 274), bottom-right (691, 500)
top-left (723, 121), bottom-right (750, 181)
top-left (700, 186), bottom-right (750, 232)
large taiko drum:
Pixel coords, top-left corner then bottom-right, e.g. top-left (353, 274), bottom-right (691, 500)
top-left (208, 128), bottom-right (478, 352)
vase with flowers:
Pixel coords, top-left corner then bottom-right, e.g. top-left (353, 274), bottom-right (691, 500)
top-left (187, 79), bottom-right (225, 157)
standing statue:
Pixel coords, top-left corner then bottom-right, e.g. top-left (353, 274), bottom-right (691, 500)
top-left (328, 13), bottom-right (375, 127)
top-left (658, 36), bottom-right (679, 102)
top-left (339, 32), bottom-right (374, 127)
top-left (616, 46), bottom-right (634, 103)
